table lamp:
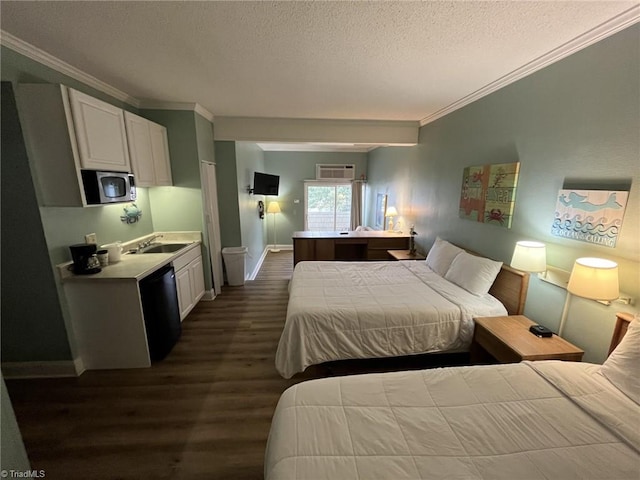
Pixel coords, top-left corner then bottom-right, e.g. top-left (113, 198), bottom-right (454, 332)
top-left (385, 206), bottom-right (398, 231)
top-left (267, 201), bottom-right (281, 252)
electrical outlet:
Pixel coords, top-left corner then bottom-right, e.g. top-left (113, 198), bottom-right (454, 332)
top-left (85, 233), bottom-right (97, 244)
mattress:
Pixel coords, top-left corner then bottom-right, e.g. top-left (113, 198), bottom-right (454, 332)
top-left (265, 361), bottom-right (640, 479)
top-left (275, 261), bottom-right (507, 378)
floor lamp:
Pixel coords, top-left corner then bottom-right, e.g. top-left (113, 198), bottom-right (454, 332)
top-left (267, 201), bottom-right (281, 252)
top-left (558, 257), bottom-right (619, 336)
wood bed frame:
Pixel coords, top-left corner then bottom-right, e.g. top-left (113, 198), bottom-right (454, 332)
top-left (609, 311), bottom-right (634, 355)
top-left (489, 264), bottom-right (529, 316)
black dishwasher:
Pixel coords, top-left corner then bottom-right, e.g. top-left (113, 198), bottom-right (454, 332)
top-left (139, 265), bottom-right (181, 362)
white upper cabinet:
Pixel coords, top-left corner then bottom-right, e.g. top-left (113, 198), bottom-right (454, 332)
top-left (124, 112), bottom-right (173, 187)
top-left (124, 112), bottom-right (155, 186)
top-left (148, 122), bottom-right (173, 186)
top-left (67, 88), bottom-right (131, 172)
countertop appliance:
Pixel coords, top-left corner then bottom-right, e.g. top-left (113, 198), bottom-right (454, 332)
top-left (139, 265), bottom-right (181, 362)
top-left (81, 170), bottom-right (136, 205)
top-left (69, 243), bottom-right (101, 274)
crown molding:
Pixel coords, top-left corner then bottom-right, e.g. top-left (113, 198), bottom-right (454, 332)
top-left (420, 6), bottom-right (640, 126)
top-left (1, 30), bottom-right (140, 107)
top-left (138, 100), bottom-right (215, 122)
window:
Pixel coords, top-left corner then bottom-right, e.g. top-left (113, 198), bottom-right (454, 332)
top-left (304, 182), bottom-right (352, 231)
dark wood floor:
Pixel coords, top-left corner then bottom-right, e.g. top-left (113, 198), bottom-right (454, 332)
top-left (6, 250), bottom-right (467, 479)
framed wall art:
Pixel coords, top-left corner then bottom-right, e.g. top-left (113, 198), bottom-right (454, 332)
top-left (551, 189), bottom-right (628, 247)
top-left (459, 162), bottom-right (520, 229)
top-left (375, 193), bottom-right (387, 229)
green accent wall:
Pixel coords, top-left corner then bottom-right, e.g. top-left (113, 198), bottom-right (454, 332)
top-left (195, 113), bottom-right (215, 163)
top-left (264, 151), bottom-right (368, 245)
top-left (235, 142), bottom-right (267, 277)
top-left (1, 82), bottom-right (72, 362)
top-left (214, 141), bottom-right (242, 249)
top-left (141, 109), bottom-right (214, 291)
top-left (367, 25), bottom-right (640, 363)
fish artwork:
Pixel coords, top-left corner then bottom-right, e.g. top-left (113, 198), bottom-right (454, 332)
top-left (552, 190), bottom-right (628, 247)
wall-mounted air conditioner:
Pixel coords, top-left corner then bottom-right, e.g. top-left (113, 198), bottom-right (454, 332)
top-left (316, 164), bottom-right (355, 181)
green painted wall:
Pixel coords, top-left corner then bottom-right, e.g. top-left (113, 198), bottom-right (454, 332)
top-left (214, 141), bottom-right (242, 249)
top-left (264, 151), bottom-right (368, 245)
top-left (364, 146), bottom-right (421, 232)
top-left (1, 82), bottom-right (72, 362)
top-left (235, 142), bottom-right (267, 277)
top-left (141, 109), bottom-right (213, 291)
top-left (195, 113), bottom-right (215, 163)
top-left (367, 25), bottom-right (640, 364)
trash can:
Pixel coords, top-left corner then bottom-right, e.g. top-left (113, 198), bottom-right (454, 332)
top-left (222, 247), bottom-right (248, 286)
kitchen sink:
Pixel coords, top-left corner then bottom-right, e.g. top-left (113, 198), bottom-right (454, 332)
top-left (140, 243), bottom-right (190, 254)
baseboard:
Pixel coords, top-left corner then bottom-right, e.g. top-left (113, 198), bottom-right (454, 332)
top-left (248, 248), bottom-right (269, 280)
top-left (201, 289), bottom-right (216, 301)
top-left (247, 245), bottom-right (293, 280)
top-left (2, 358), bottom-right (84, 379)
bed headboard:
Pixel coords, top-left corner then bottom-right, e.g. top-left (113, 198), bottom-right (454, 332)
top-left (608, 312), bottom-right (634, 356)
top-left (489, 264), bottom-right (529, 316)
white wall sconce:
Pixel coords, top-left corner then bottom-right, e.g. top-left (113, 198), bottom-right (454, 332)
top-left (558, 257), bottom-right (619, 336)
top-left (510, 241), bottom-right (633, 308)
top-left (510, 241), bottom-right (547, 273)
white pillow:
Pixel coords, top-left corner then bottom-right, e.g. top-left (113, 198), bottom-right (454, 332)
top-left (425, 237), bottom-right (464, 277)
top-left (601, 318), bottom-right (640, 404)
top-left (444, 251), bottom-right (503, 296)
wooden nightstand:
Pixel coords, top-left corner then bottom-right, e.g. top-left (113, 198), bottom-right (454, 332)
top-left (387, 249), bottom-right (426, 261)
top-left (471, 315), bottom-right (584, 364)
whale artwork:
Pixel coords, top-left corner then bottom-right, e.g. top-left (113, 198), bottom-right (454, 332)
top-left (552, 189), bottom-right (629, 247)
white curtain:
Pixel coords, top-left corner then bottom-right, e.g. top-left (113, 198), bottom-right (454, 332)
top-left (350, 180), bottom-right (364, 230)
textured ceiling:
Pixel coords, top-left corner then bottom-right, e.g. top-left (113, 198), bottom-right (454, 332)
top-left (1, 1), bottom-right (638, 123)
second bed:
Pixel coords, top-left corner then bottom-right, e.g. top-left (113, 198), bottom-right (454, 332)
top-left (276, 240), bottom-right (528, 378)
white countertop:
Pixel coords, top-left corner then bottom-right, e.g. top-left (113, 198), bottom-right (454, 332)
top-left (58, 231), bottom-right (202, 282)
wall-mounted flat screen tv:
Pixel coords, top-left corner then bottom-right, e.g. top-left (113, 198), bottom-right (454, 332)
top-left (253, 172), bottom-right (280, 195)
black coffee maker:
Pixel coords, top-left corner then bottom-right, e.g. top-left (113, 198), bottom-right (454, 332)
top-left (69, 244), bottom-right (102, 274)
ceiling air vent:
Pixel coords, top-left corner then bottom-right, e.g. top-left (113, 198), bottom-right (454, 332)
top-left (316, 164), bottom-right (355, 181)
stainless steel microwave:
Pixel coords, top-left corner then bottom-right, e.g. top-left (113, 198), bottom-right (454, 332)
top-left (81, 170), bottom-right (136, 205)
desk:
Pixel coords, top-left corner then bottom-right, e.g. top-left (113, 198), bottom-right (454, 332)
top-left (293, 231), bottom-right (409, 265)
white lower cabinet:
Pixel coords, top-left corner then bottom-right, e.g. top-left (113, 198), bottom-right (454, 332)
top-left (62, 242), bottom-right (205, 370)
top-left (173, 247), bottom-right (205, 321)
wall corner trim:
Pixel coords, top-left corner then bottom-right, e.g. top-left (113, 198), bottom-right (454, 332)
top-left (419, 5), bottom-right (640, 126)
top-left (0, 29), bottom-right (140, 107)
top-left (139, 101), bottom-right (215, 122)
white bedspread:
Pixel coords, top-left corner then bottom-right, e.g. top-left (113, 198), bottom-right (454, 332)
top-left (275, 261), bottom-right (506, 378)
top-left (265, 361), bottom-right (640, 479)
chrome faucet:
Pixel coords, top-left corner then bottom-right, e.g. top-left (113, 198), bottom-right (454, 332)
top-left (138, 234), bottom-right (164, 250)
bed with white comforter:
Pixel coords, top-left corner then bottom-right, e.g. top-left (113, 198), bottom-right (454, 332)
top-left (275, 260), bottom-right (507, 378)
top-left (265, 360), bottom-right (639, 479)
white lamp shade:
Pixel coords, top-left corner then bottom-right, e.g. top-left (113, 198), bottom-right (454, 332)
top-left (510, 241), bottom-right (547, 273)
top-left (267, 201), bottom-right (281, 214)
top-left (567, 257), bottom-right (619, 301)
top-left (385, 206), bottom-right (398, 217)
